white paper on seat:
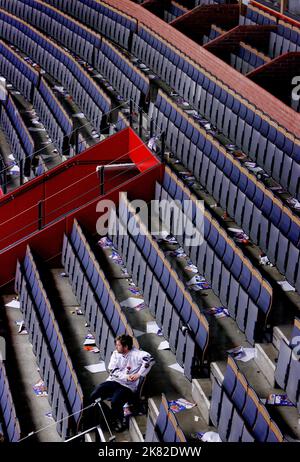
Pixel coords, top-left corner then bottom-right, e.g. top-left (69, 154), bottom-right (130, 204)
top-left (5, 300), bottom-right (20, 309)
top-left (84, 362), bottom-right (106, 373)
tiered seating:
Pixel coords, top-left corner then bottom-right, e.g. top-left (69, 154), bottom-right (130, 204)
top-left (43, 0), bottom-right (137, 50)
top-left (0, 40), bottom-right (38, 101)
top-left (145, 394), bottom-right (187, 442)
top-left (230, 43), bottom-right (268, 74)
top-left (131, 25), bottom-right (300, 199)
top-left (164, 3), bottom-right (187, 23)
top-left (0, 361), bottom-right (21, 442)
top-left (239, 4), bottom-right (277, 25)
top-left (269, 19), bottom-right (300, 57)
top-left (275, 318), bottom-right (300, 413)
top-left (152, 90), bottom-right (300, 294)
top-left (0, 9), bottom-right (111, 132)
top-left (33, 79), bottom-right (73, 154)
top-left (156, 166), bottom-right (273, 344)
top-left (0, 0), bottom-right (149, 110)
top-left (1, 94), bottom-right (35, 164)
top-left (112, 192), bottom-right (209, 380)
top-left (210, 356), bottom-right (284, 442)
top-left (61, 220), bottom-right (138, 367)
top-left (15, 247), bottom-right (84, 439)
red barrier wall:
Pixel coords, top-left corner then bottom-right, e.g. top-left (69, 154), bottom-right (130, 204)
top-left (0, 128), bottom-right (158, 251)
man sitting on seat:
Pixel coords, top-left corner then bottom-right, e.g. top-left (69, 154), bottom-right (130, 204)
top-left (90, 334), bottom-right (154, 432)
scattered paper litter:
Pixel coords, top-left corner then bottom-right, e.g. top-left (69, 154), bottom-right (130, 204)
top-left (168, 398), bottom-right (195, 413)
top-left (5, 300), bottom-right (20, 309)
top-left (168, 363), bottom-right (184, 374)
top-left (277, 281), bottom-right (295, 292)
top-left (227, 346), bottom-right (257, 362)
top-left (208, 307), bottom-right (230, 319)
top-left (85, 362), bottom-right (106, 373)
top-left (146, 321), bottom-right (161, 335)
top-left (158, 341), bottom-right (170, 351)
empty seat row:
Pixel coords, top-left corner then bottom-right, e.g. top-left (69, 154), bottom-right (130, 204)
top-left (0, 0), bottom-right (101, 64)
top-left (4, 95), bottom-right (34, 159)
top-left (0, 40), bottom-right (38, 101)
top-left (131, 24), bottom-right (300, 199)
top-left (61, 220), bottom-right (138, 366)
top-left (210, 356), bottom-right (284, 442)
top-left (0, 362), bottom-right (21, 442)
top-left (61, 233), bottom-right (117, 367)
top-left (156, 166), bottom-right (273, 344)
top-left (153, 90), bottom-right (300, 290)
top-left (145, 394), bottom-right (187, 442)
top-left (0, 10), bottom-right (111, 132)
top-left (116, 192), bottom-right (209, 379)
top-left (152, 90), bottom-right (300, 294)
top-left (94, 43), bottom-right (143, 109)
top-left (43, 0), bottom-right (136, 50)
top-left (98, 38), bottom-right (149, 96)
top-left (33, 89), bottom-right (66, 155)
top-left (230, 43), bottom-right (268, 75)
top-left (15, 258), bottom-right (82, 439)
top-left (275, 317), bottom-right (300, 413)
top-left (20, 247), bottom-right (84, 434)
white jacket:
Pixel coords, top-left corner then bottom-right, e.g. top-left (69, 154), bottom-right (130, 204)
top-left (107, 347), bottom-right (154, 392)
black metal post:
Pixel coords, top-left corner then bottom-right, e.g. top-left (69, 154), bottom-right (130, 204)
top-left (19, 159), bottom-right (24, 186)
top-left (38, 200), bottom-right (43, 230)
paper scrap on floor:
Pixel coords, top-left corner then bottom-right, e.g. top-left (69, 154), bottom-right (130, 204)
top-left (227, 346), bottom-right (257, 362)
top-left (267, 394), bottom-right (295, 407)
top-left (5, 299), bottom-right (20, 309)
top-left (120, 297), bottom-right (145, 309)
top-left (85, 362), bottom-right (106, 373)
top-left (209, 307), bottom-right (230, 318)
top-left (168, 363), bottom-right (184, 374)
top-left (158, 341), bottom-right (170, 351)
top-left (168, 398), bottom-right (195, 413)
top-left (277, 281), bottom-right (295, 292)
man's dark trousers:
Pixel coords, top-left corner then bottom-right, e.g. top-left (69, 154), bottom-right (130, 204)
top-left (90, 380), bottom-right (134, 424)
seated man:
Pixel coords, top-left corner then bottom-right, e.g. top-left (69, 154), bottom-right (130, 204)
top-left (90, 334), bottom-right (154, 432)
